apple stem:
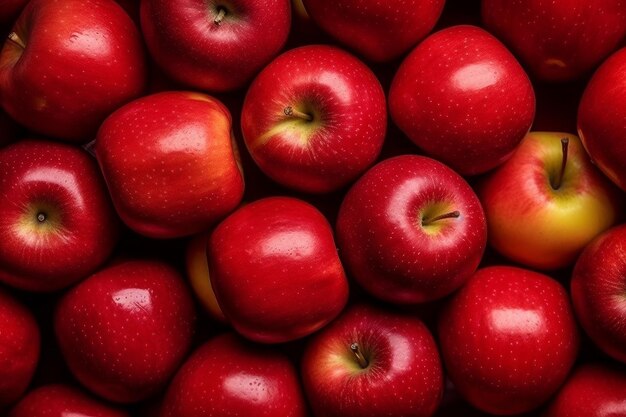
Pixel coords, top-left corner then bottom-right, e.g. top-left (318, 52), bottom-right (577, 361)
top-left (422, 210), bottom-right (460, 226)
top-left (283, 106), bottom-right (313, 121)
top-left (551, 138), bottom-right (569, 190)
top-left (350, 343), bottom-right (369, 369)
top-left (37, 213), bottom-right (46, 223)
top-left (214, 7), bottom-right (227, 25)
top-left (7, 32), bottom-right (25, 49)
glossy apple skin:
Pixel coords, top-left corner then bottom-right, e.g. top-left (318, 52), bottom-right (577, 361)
top-left (478, 132), bottom-right (622, 270)
top-left (336, 155), bottom-right (487, 304)
top-left (543, 363), bottom-right (626, 417)
top-left (389, 25), bottom-right (535, 176)
top-left (96, 91), bottom-right (245, 239)
top-left (9, 385), bottom-right (129, 417)
top-left (302, 304), bottom-right (443, 417)
top-left (161, 333), bottom-right (308, 417)
top-left (571, 224), bottom-right (626, 364)
top-left (55, 260), bottom-right (196, 403)
top-left (141, 0), bottom-right (290, 92)
top-left (438, 266), bottom-right (579, 415)
top-left (241, 45), bottom-right (387, 193)
top-left (0, 289), bottom-right (39, 408)
top-left (0, 0), bottom-right (146, 142)
top-left (482, 0), bottom-right (626, 82)
top-left (209, 197), bottom-right (349, 343)
top-left (302, 0), bottom-right (445, 62)
top-left (578, 47), bottom-right (626, 191)
top-left (0, 140), bottom-right (119, 292)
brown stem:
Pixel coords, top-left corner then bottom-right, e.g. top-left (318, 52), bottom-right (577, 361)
top-left (422, 210), bottom-right (460, 226)
top-left (350, 343), bottom-right (368, 369)
top-left (214, 7), bottom-right (227, 25)
top-left (552, 138), bottom-right (569, 190)
top-left (283, 106), bottom-right (312, 121)
top-left (7, 32), bottom-right (25, 49)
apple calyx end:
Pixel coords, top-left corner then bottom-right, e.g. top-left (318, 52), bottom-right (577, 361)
top-left (421, 210), bottom-right (461, 226)
top-left (7, 32), bottom-right (26, 49)
top-left (551, 137), bottom-right (570, 190)
top-left (214, 7), bottom-right (227, 25)
top-left (284, 106), bottom-right (313, 122)
top-left (350, 343), bottom-right (369, 369)
top-left (37, 212), bottom-right (46, 223)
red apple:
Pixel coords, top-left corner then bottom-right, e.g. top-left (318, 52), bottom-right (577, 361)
top-left (140, 0), bottom-right (291, 92)
top-left (571, 224), bottom-right (626, 364)
top-left (302, 304), bottom-right (443, 417)
top-left (96, 91), bottom-right (245, 239)
top-left (161, 333), bottom-right (308, 417)
top-left (482, 0), bottom-right (626, 82)
top-left (578, 47), bottom-right (626, 191)
top-left (0, 139), bottom-right (119, 291)
top-left (336, 155), bottom-right (487, 304)
top-left (208, 197), bottom-right (349, 343)
top-left (0, 0), bottom-right (146, 142)
top-left (478, 132), bottom-right (623, 270)
top-left (301, 0), bottom-right (445, 62)
top-left (0, 289), bottom-right (39, 409)
top-left (438, 266), bottom-right (579, 415)
top-left (389, 25), bottom-right (535, 176)
top-left (55, 260), bottom-right (196, 403)
top-left (9, 385), bottom-right (129, 417)
top-left (241, 45), bottom-right (387, 193)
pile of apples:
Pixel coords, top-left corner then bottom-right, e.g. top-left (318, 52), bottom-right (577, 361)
top-left (0, 0), bottom-right (625, 416)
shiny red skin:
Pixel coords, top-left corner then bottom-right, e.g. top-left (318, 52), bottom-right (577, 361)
top-left (0, 140), bottom-right (119, 292)
top-left (241, 45), bottom-right (387, 193)
top-left (55, 260), bottom-right (196, 403)
top-left (208, 197), bottom-right (349, 343)
top-left (438, 266), bottom-right (579, 415)
top-left (0, 0), bottom-right (28, 27)
top-left (578, 47), bottom-right (626, 191)
top-left (389, 25), bottom-right (535, 176)
top-left (9, 385), bottom-right (129, 417)
top-left (0, 0), bottom-right (146, 142)
top-left (161, 333), bottom-right (308, 417)
top-left (571, 224), bottom-right (626, 364)
top-left (96, 91), bottom-right (245, 239)
top-left (543, 363), bottom-right (626, 417)
top-left (482, 0), bottom-right (626, 82)
top-left (302, 0), bottom-right (445, 62)
top-left (140, 0), bottom-right (290, 92)
top-left (336, 155), bottom-right (487, 304)
top-left (0, 289), bottom-right (39, 408)
top-left (302, 304), bottom-right (443, 417)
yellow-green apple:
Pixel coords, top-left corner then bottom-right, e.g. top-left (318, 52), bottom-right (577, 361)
top-left (9, 385), bottom-right (129, 417)
top-left (0, 139), bottom-right (119, 291)
top-left (438, 266), bottom-right (579, 415)
top-left (96, 91), bottom-right (245, 239)
top-left (389, 25), bottom-right (535, 176)
top-left (241, 45), bottom-right (387, 193)
top-left (301, 0), bottom-right (445, 62)
top-left (578, 47), bottom-right (626, 191)
top-left (571, 224), bottom-right (626, 364)
top-left (140, 0), bottom-right (290, 92)
top-left (160, 333), bottom-right (308, 417)
top-left (336, 155), bottom-right (487, 304)
top-left (55, 260), bottom-right (196, 403)
top-left (482, 0), bottom-right (626, 82)
top-left (0, 0), bottom-right (146, 142)
top-left (301, 304), bottom-right (443, 417)
top-left (0, 289), bottom-right (39, 409)
top-left (478, 132), bottom-right (623, 270)
top-left (208, 197), bottom-right (349, 343)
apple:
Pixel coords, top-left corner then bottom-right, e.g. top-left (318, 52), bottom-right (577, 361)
top-left (301, 0), bottom-right (445, 62)
top-left (301, 304), bottom-right (443, 417)
top-left (389, 25), bottom-right (535, 176)
top-left (0, 0), bottom-right (28, 29)
top-left (241, 45), bottom-right (387, 193)
top-left (543, 363), bottom-right (626, 417)
top-left (208, 196), bottom-right (349, 343)
top-left (438, 266), bottom-right (579, 415)
top-left (578, 47), bottom-right (626, 191)
top-left (0, 0), bottom-right (146, 142)
top-left (55, 260), bottom-right (196, 403)
top-left (336, 155), bottom-right (487, 304)
top-left (478, 132), bottom-right (623, 270)
top-left (96, 91), bottom-right (245, 239)
top-left (571, 224), bottom-right (626, 364)
top-left (0, 109), bottom-right (21, 148)
top-left (9, 384), bottom-right (129, 417)
top-left (140, 0), bottom-right (291, 92)
top-left (0, 289), bottom-right (39, 409)
top-left (482, 0), bottom-right (626, 82)
top-left (0, 139), bottom-right (119, 291)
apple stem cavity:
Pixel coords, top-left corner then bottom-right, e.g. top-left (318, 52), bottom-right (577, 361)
top-left (350, 343), bottom-right (369, 369)
top-left (214, 7), bottom-right (227, 25)
top-left (7, 32), bottom-right (26, 49)
top-left (422, 210), bottom-right (461, 226)
top-left (551, 138), bottom-right (569, 190)
top-left (284, 106), bottom-right (313, 121)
